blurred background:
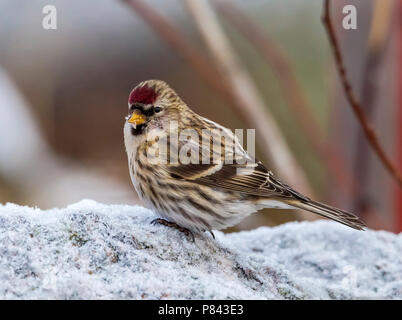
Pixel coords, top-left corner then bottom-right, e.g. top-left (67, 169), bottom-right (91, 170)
top-left (0, 0), bottom-right (400, 232)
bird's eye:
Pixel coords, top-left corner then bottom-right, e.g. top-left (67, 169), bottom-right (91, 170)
top-left (154, 106), bottom-right (162, 113)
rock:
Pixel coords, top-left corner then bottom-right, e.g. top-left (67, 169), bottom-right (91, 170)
top-left (0, 200), bottom-right (401, 299)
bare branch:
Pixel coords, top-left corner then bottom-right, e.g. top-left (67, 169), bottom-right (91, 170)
top-left (120, 0), bottom-right (231, 103)
top-left (122, 0), bottom-right (314, 199)
top-left (212, 0), bottom-right (358, 197)
top-left (182, 0), bottom-right (314, 197)
top-left (353, 0), bottom-right (393, 213)
top-left (323, 0), bottom-right (402, 188)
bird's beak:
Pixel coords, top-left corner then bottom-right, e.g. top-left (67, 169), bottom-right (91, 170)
top-left (127, 109), bottom-right (146, 128)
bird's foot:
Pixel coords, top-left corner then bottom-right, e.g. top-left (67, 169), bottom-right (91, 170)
top-left (151, 218), bottom-right (195, 242)
top-left (207, 230), bottom-right (215, 239)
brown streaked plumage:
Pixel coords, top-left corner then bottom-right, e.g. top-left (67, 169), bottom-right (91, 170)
top-left (124, 80), bottom-right (366, 238)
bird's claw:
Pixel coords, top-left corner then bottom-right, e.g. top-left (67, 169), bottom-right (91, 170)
top-left (151, 218), bottom-right (195, 242)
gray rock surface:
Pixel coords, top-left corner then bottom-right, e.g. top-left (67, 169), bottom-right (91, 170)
top-left (0, 200), bottom-right (401, 299)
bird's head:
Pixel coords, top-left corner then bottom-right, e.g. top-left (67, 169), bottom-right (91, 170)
top-left (125, 80), bottom-right (186, 137)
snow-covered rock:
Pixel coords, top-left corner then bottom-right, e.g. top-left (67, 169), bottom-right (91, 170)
top-left (0, 200), bottom-right (401, 299)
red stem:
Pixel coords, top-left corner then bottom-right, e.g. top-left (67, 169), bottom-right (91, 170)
top-left (323, 0), bottom-right (402, 189)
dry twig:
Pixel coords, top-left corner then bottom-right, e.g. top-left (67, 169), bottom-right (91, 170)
top-left (122, 0), bottom-right (314, 198)
top-left (323, 0), bottom-right (402, 188)
top-left (182, 0), bottom-right (314, 196)
top-left (121, 0), bottom-right (231, 103)
top-left (212, 0), bottom-right (358, 196)
top-left (353, 0), bottom-right (393, 213)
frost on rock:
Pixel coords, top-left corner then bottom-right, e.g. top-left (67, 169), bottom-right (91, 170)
top-left (0, 200), bottom-right (401, 299)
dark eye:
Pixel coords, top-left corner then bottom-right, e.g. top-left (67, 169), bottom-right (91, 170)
top-left (154, 106), bottom-right (162, 113)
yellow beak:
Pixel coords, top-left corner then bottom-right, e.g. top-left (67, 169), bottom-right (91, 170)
top-left (127, 110), bottom-right (146, 128)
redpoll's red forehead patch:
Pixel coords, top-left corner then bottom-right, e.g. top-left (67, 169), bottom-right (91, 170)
top-left (129, 85), bottom-right (157, 104)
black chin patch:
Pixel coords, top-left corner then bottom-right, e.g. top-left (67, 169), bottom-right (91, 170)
top-left (131, 124), bottom-right (146, 136)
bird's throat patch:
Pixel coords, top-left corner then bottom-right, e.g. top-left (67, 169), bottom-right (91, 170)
top-left (131, 123), bottom-right (146, 136)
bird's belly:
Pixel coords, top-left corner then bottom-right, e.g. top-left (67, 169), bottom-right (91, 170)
top-left (132, 176), bottom-right (260, 231)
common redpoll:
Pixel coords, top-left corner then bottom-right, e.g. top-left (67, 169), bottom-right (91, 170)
top-left (124, 80), bottom-right (365, 238)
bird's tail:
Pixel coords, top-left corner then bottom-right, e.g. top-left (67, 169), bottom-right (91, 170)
top-left (286, 199), bottom-right (366, 230)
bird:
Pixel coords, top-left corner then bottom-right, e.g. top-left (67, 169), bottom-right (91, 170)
top-left (124, 80), bottom-right (366, 239)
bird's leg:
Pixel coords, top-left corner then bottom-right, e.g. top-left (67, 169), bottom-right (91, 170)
top-left (151, 218), bottom-right (195, 242)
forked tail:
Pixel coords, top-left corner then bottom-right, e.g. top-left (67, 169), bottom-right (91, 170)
top-left (286, 199), bottom-right (366, 230)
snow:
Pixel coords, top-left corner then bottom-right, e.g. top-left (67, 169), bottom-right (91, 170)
top-left (0, 200), bottom-right (401, 299)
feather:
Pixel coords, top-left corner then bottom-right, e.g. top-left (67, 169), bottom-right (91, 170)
top-left (285, 199), bottom-right (366, 230)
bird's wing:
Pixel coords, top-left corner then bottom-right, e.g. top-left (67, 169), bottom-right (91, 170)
top-left (162, 121), bottom-right (309, 201)
top-left (163, 125), bottom-right (365, 230)
top-left (167, 161), bottom-right (366, 230)
top-left (167, 159), bottom-right (309, 201)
